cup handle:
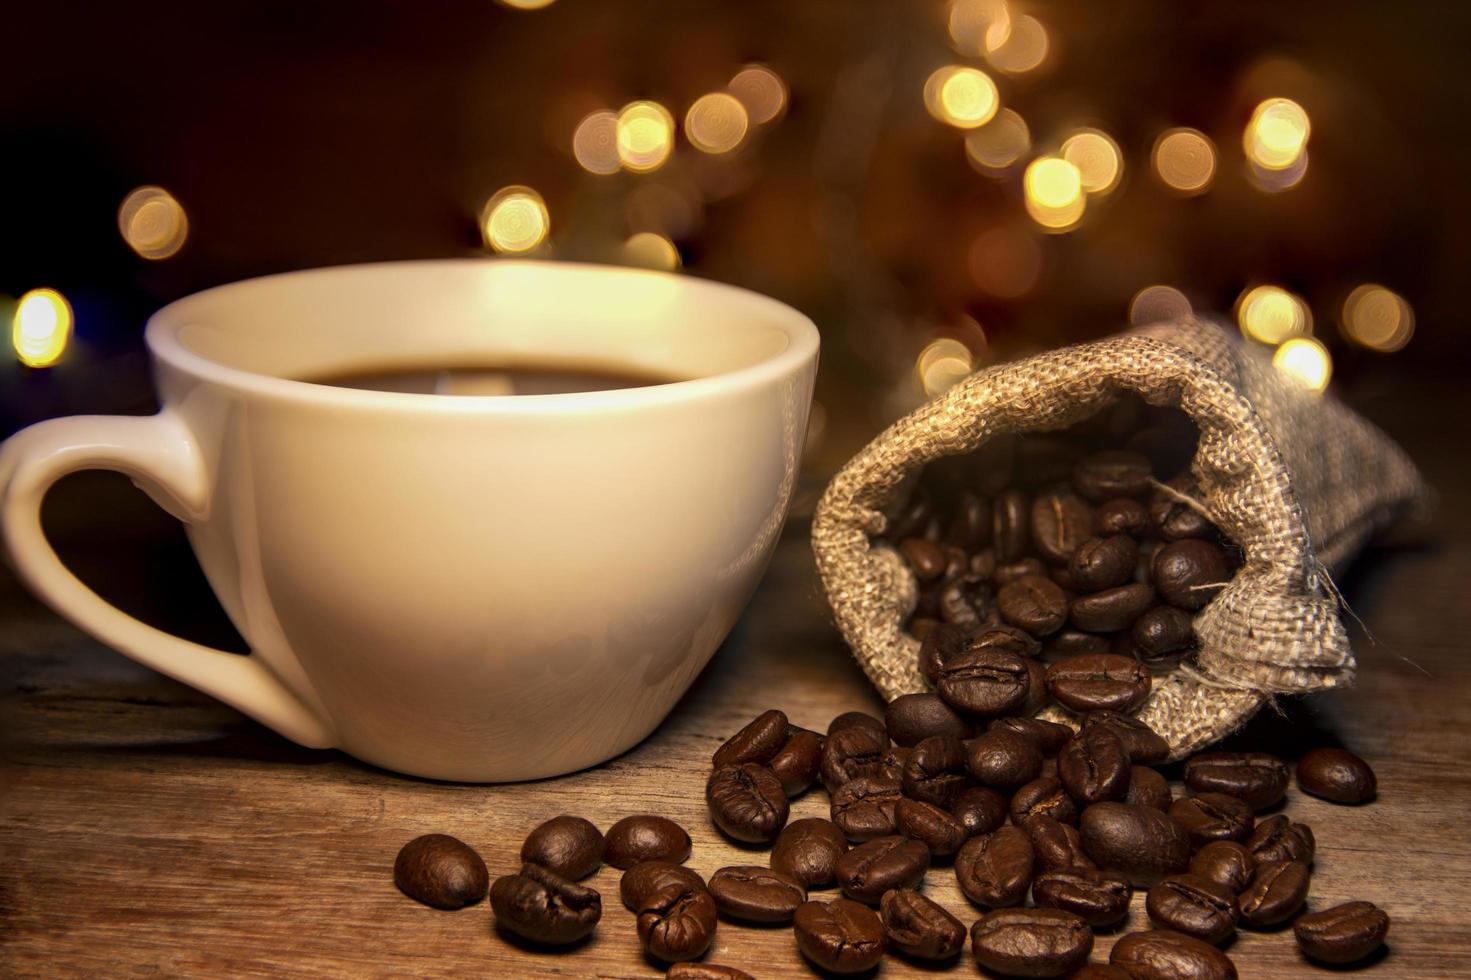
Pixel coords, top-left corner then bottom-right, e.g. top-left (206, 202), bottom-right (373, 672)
top-left (0, 411), bottom-right (336, 749)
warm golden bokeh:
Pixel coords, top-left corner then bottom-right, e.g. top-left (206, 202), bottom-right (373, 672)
top-left (1061, 129), bottom-right (1123, 196)
top-left (12, 288), bottom-right (72, 368)
top-left (1152, 128), bottom-right (1217, 194)
top-left (1342, 284), bottom-right (1415, 352)
top-left (616, 100), bottom-right (675, 173)
top-left (480, 186), bottom-right (550, 253)
top-left (948, 0), bottom-right (1010, 57)
top-left (622, 231), bottom-right (681, 271)
top-left (1129, 285), bottom-right (1193, 325)
top-left (572, 110), bottom-right (621, 175)
top-left (964, 108), bottom-right (1031, 173)
top-left (1237, 284), bottom-right (1312, 344)
top-left (495, 0), bottom-right (556, 9)
top-left (924, 66), bottom-right (1000, 129)
top-left (117, 186), bottom-right (188, 260)
top-left (728, 64), bottom-right (786, 125)
top-left (985, 13), bottom-right (1048, 74)
top-left (685, 93), bottom-right (749, 154)
top-left (1273, 336), bottom-right (1332, 392)
top-left (1245, 97), bottom-right (1311, 170)
top-left (1024, 156), bottom-right (1086, 231)
top-left (918, 337), bottom-right (975, 397)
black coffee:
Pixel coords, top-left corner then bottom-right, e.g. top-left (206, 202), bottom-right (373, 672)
top-left (302, 361), bottom-right (681, 395)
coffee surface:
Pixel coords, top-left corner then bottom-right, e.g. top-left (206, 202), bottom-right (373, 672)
top-left (302, 361), bottom-right (682, 395)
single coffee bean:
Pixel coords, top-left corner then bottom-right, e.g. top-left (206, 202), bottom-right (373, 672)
top-left (519, 816), bottom-right (604, 881)
top-left (989, 716), bottom-right (1074, 756)
top-left (1183, 752), bottom-right (1289, 811)
top-left (1125, 765), bottom-right (1173, 811)
top-left (885, 693), bottom-right (974, 746)
top-left (770, 818), bottom-right (848, 889)
top-left (902, 734), bottom-right (973, 807)
top-left (1095, 497), bottom-right (1150, 536)
top-left (1032, 490), bottom-right (1095, 565)
top-left (888, 489), bottom-right (935, 541)
top-left (836, 835), bottom-right (930, 905)
top-left (971, 907), bottom-right (1093, 978)
top-left (393, 834), bottom-right (489, 909)
top-left (1110, 929), bottom-right (1238, 980)
top-left (951, 786), bottom-right (1010, 838)
top-left (1188, 841), bottom-right (1256, 895)
top-left (954, 826), bottom-right (1033, 908)
top-left (1070, 583), bottom-right (1156, 632)
top-left (996, 556), bottom-right (1048, 586)
top-left (879, 887), bottom-right (966, 961)
top-left (967, 729), bottom-right (1045, 788)
top-left (604, 815), bottom-right (692, 869)
top-left (1152, 540), bottom-right (1229, 611)
top-left (1047, 654), bottom-right (1152, 714)
top-left (1071, 535), bottom-right (1140, 591)
top-left (935, 647), bottom-right (1032, 717)
top-left (666, 964), bottom-right (754, 980)
top-left (1150, 478), bottom-right (1218, 541)
top-left (491, 862), bottom-right (601, 945)
top-left (820, 724), bottom-right (891, 793)
top-left (1245, 814), bottom-right (1315, 866)
top-left (1132, 605), bottom-right (1196, 665)
top-left (831, 775), bottom-right (903, 842)
top-left (1059, 727), bottom-right (1132, 807)
top-left (1045, 629), bottom-right (1113, 659)
top-left (1168, 793), bottom-right (1254, 847)
top-left (707, 865), bottom-right (806, 924)
top-left (993, 489), bottom-right (1031, 561)
top-left (707, 763), bottom-right (789, 844)
top-left (1146, 873), bottom-right (1239, 944)
top-left (620, 862), bottom-right (707, 911)
top-left (793, 898), bottom-right (886, 973)
top-left (1236, 859), bottom-right (1309, 927)
top-left (1080, 802), bottom-right (1191, 887)
top-left (1033, 868), bottom-right (1131, 927)
top-left (1294, 901), bottom-right (1390, 965)
top-left (946, 490), bottom-right (994, 549)
top-left (939, 573), bottom-right (998, 628)
top-left (712, 709), bottom-right (790, 768)
top-left (900, 536), bottom-right (947, 582)
top-left (1079, 711), bottom-right (1171, 765)
top-left (1023, 814), bottom-right (1096, 874)
top-left (828, 710), bottom-right (889, 742)
top-left (637, 882), bottom-right (717, 962)
top-left (999, 575), bottom-right (1070, 636)
top-left (768, 728), bottom-right (823, 797)
top-left (1074, 449), bottom-right (1152, 501)
top-left (895, 798), bottom-right (967, 857)
top-left (1297, 746), bottom-right (1377, 804)
top-left (919, 622), bottom-right (972, 685)
top-left (1011, 776), bottom-right (1079, 826)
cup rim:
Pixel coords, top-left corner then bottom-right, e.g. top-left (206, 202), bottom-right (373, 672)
top-left (144, 258), bottom-right (819, 412)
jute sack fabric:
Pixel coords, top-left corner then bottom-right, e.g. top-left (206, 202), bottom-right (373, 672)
top-left (811, 317), bottom-right (1428, 759)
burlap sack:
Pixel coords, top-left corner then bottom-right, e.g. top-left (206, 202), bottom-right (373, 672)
top-left (811, 317), bottom-right (1429, 759)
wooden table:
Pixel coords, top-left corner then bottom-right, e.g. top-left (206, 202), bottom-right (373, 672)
top-left (3, 384), bottom-right (1468, 978)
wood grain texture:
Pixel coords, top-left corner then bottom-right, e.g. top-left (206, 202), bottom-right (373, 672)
top-left (2, 385), bottom-right (1468, 978)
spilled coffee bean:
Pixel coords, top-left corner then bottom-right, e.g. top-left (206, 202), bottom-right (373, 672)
top-left (393, 834), bottom-right (488, 910)
top-left (491, 862), bottom-right (601, 945)
top-left (879, 888), bottom-right (966, 961)
top-left (519, 816), bottom-right (604, 881)
top-left (793, 898), bottom-right (886, 973)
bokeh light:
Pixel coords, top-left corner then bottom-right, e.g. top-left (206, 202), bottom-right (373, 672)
top-left (1061, 129), bottom-right (1123, 196)
top-left (728, 64), bottom-right (786, 125)
top-left (1152, 128), bottom-right (1217, 195)
top-left (572, 110), bottom-right (621, 175)
top-left (985, 13), bottom-right (1048, 74)
top-left (1129, 285), bottom-right (1193, 325)
top-left (616, 100), bottom-right (675, 173)
top-left (924, 66), bottom-right (1000, 129)
top-left (12, 288), bottom-right (72, 368)
top-left (1245, 97), bottom-right (1311, 170)
top-left (480, 186), bottom-right (549, 253)
top-left (1248, 150), bottom-right (1309, 193)
top-left (1273, 336), bottom-right (1332, 392)
top-left (1342, 284), bottom-right (1415, 352)
top-left (918, 337), bottom-right (975, 397)
top-left (685, 92), bottom-right (749, 154)
top-left (964, 108), bottom-right (1031, 173)
top-left (969, 225), bottom-right (1042, 298)
top-left (1023, 156), bottom-right (1086, 231)
top-left (117, 186), bottom-right (188, 260)
top-left (1237, 285), bottom-right (1312, 344)
top-left (622, 231), bottom-right (681, 271)
top-left (948, 0), bottom-right (1010, 57)
top-left (495, 0), bottom-right (556, 9)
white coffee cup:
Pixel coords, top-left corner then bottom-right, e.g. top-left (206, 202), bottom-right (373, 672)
top-left (0, 260), bottom-right (819, 781)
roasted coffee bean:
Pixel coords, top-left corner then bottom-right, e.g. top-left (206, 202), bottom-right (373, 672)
top-left (1080, 802), bottom-right (1191, 887)
top-left (666, 964), bottom-right (754, 980)
top-left (707, 763), bottom-right (789, 844)
top-left (604, 815), bottom-right (692, 869)
top-left (879, 888), bottom-right (966, 961)
top-left (989, 716), bottom-right (1074, 756)
top-left (967, 729), bottom-right (1045, 788)
top-left (1047, 654), bottom-right (1151, 714)
top-left (1132, 606), bottom-right (1196, 664)
top-left (491, 863), bottom-right (601, 945)
top-left (900, 536), bottom-right (947, 582)
top-left (975, 623), bottom-right (1045, 658)
top-left (888, 489), bottom-right (936, 542)
top-left (621, 862), bottom-right (707, 911)
top-left (971, 547), bottom-right (1000, 579)
top-left (831, 776), bottom-right (903, 842)
top-left (1150, 478), bottom-right (1218, 541)
top-left (1152, 540), bottom-right (1229, 611)
top-left (951, 786), bottom-right (1010, 838)
top-left (712, 709), bottom-right (790, 768)
top-left (707, 866), bottom-right (806, 924)
top-left (1074, 449), bottom-right (1153, 501)
top-left (519, 816), bottom-right (605, 881)
top-left (637, 882), bottom-right (717, 962)
top-left (1070, 583), bottom-right (1156, 632)
top-left (1095, 497), bottom-right (1150, 536)
top-left (770, 818), bottom-right (848, 889)
top-left (821, 724), bottom-right (890, 793)
top-left (1168, 794), bottom-right (1254, 847)
top-left (1125, 765), bottom-right (1173, 811)
top-left (828, 710), bottom-right (889, 742)
top-left (1011, 776), bottom-right (1079, 826)
top-left (946, 490), bottom-right (994, 549)
top-left (1188, 842), bottom-right (1255, 895)
top-left (877, 743), bottom-right (910, 780)
top-left (1070, 535), bottom-right (1140, 591)
top-left (1146, 873), bottom-right (1239, 944)
top-left (793, 898), bottom-right (886, 974)
top-left (919, 622), bottom-right (972, 684)
top-left (896, 798), bottom-right (967, 857)
top-left (999, 575), bottom-right (1070, 636)
top-left (1045, 630), bottom-right (1113, 659)
top-left (768, 729), bottom-right (823, 797)
top-left (1297, 747), bottom-right (1377, 804)
top-left (1294, 901), bottom-right (1390, 965)
top-left (836, 835), bottom-right (930, 905)
top-left (902, 734), bottom-right (972, 807)
top-left (996, 556), bottom-right (1049, 586)
top-left (939, 573), bottom-right (998, 628)
top-left (971, 907), bottom-right (1093, 977)
top-left (1079, 711), bottom-right (1171, 765)
top-left (1023, 656), bottom-right (1052, 715)
top-left (1245, 815), bottom-right (1315, 866)
top-left (936, 647), bottom-right (1032, 717)
top-left (393, 834), bottom-right (488, 909)
top-left (1033, 868), bottom-right (1131, 927)
top-left (1033, 490), bottom-right (1094, 565)
top-left (1059, 727), bottom-right (1132, 806)
top-left (993, 489), bottom-right (1032, 561)
top-left (1024, 815), bottom-right (1096, 874)
top-left (885, 693), bottom-right (973, 746)
top-left (1110, 929), bottom-right (1238, 980)
top-left (954, 826), bottom-right (1033, 908)
top-left (1183, 752), bottom-right (1289, 811)
top-left (1236, 859), bottom-right (1309, 927)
